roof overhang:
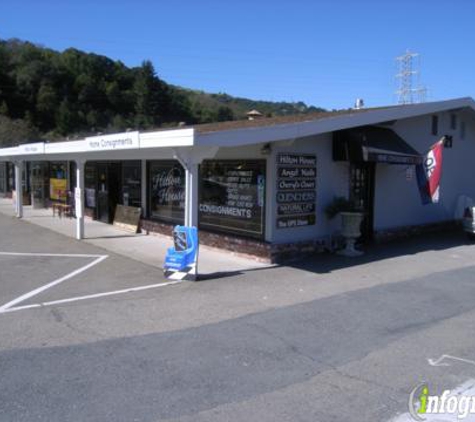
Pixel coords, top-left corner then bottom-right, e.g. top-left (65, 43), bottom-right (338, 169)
top-left (0, 129), bottom-right (194, 162)
top-left (0, 97), bottom-right (474, 161)
top-left (195, 97), bottom-right (475, 147)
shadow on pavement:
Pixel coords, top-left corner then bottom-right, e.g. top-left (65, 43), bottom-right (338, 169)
top-left (288, 229), bottom-right (471, 275)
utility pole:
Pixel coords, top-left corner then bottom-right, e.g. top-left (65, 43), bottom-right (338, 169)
top-left (395, 50), bottom-right (427, 104)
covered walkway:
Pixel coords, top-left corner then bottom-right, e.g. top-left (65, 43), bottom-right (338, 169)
top-left (0, 198), bottom-right (270, 277)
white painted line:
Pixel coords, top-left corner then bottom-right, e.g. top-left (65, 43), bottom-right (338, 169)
top-left (0, 254), bottom-right (108, 312)
top-left (1, 279), bottom-right (182, 314)
top-left (0, 252), bottom-right (105, 258)
top-left (428, 354), bottom-right (475, 367)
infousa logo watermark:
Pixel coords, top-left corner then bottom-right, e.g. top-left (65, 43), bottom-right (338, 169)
top-left (409, 383), bottom-right (475, 420)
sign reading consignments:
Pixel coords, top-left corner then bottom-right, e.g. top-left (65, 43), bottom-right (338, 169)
top-left (276, 153), bottom-right (317, 229)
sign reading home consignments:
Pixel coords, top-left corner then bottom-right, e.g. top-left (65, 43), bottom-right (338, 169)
top-left (276, 153), bottom-right (317, 229)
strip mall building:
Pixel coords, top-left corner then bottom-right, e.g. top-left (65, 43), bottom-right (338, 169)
top-left (0, 97), bottom-right (474, 262)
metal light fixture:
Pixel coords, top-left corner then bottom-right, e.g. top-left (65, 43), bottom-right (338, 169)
top-left (260, 143), bottom-right (272, 155)
top-left (443, 135), bottom-right (453, 148)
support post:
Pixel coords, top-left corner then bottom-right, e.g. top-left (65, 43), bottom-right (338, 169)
top-left (188, 163), bottom-right (199, 227)
top-left (141, 159), bottom-right (147, 217)
top-left (14, 161), bottom-right (23, 218)
top-left (75, 159), bottom-right (85, 240)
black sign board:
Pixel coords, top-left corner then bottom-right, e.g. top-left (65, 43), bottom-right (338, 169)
top-left (276, 191), bottom-right (316, 204)
top-left (277, 202), bottom-right (315, 215)
top-left (276, 153), bottom-right (317, 227)
top-left (277, 214), bottom-right (316, 229)
top-left (278, 167), bottom-right (316, 179)
top-left (277, 179), bottom-right (316, 191)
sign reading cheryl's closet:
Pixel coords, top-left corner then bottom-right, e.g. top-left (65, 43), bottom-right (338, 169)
top-left (199, 160), bottom-right (266, 238)
top-left (276, 153), bottom-right (317, 229)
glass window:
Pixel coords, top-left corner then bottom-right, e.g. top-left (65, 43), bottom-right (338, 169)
top-left (450, 114), bottom-right (457, 130)
top-left (0, 162), bottom-right (5, 194)
top-left (431, 115), bottom-right (438, 135)
top-left (6, 162), bottom-right (14, 192)
top-left (199, 160), bottom-right (266, 239)
top-left (122, 161), bottom-right (141, 208)
top-left (49, 162), bottom-right (67, 180)
top-left (148, 160), bottom-right (185, 223)
top-left (84, 163), bottom-right (97, 209)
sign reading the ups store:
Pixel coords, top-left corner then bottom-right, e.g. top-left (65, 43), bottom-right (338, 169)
top-left (276, 153), bottom-right (317, 229)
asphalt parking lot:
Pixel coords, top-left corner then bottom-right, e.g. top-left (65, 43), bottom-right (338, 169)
top-left (0, 217), bottom-right (177, 315)
top-left (2, 212), bottom-right (475, 421)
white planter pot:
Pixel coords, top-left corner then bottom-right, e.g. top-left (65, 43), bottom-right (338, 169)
top-left (338, 211), bottom-right (364, 257)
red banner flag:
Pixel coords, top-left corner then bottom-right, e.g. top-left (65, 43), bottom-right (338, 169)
top-left (416, 138), bottom-right (444, 204)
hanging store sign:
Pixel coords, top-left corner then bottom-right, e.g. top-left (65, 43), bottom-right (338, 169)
top-left (276, 153), bottom-right (317, 229)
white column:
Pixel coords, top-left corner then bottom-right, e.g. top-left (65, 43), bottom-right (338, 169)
top-left (184, 168), bottom-right (191, 226)
top-left (188, 163), bottom-right (199, 227)
top-left (14, 161), bottom-right (23, 218)
top-left (75, 160), bottom-right (85, 240)
top-left (141, 159), bottom-right (147, 216)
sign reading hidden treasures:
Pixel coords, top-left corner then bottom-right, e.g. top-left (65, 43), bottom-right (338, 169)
top-left (276, 153), bottom-right (317, 229)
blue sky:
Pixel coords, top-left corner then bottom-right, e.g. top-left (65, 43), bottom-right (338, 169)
top-left (1, 0), bottom-right (474, 110)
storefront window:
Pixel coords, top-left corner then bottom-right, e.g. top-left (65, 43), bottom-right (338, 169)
top-left (85, 163), bottom-right (97, 209)
top-left (122, 161), bottom-right (141, 208)
top-left (6, 162), bottom-right (14, 192)
top-left (49, 161), bottom-right (68, 202)
top-left (0, 162), bottom-right (6, 194)
top-left (199, 160), bottom-right (266, 238)
top-left (148, 160), bottom-right (185, 223)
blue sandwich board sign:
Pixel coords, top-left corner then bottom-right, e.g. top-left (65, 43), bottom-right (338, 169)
top-left (164, 226), bottom-right (199, 281)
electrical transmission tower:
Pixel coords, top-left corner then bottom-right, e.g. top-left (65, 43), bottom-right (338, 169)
top-left (395, 50), bottom-right (427, 104)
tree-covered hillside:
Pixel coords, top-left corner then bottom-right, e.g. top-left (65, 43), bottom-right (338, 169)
top-left (0, 38), bottom-right (325, 146)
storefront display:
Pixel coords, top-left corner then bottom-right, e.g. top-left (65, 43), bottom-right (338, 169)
top-left (49, 162), bottom-right (68, 202)
top-left (122, 161), bottom-right (141, 208)
top-left (149, 160), bottom-right (185, 223)
top-left (84, 163), bottom-right (97, 210)
top-left (199, 160), bottom-right (266, 238)
top-left (0, 162), bottom-right (5, 196)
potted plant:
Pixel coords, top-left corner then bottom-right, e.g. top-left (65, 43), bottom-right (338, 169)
top-left (325, 196), bottom-right (364, 257)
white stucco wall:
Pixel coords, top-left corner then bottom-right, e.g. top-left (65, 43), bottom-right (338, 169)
top-left (373, 110), bottom-right (475, 231)
top-left (215, 109), bottom-right (475, 244)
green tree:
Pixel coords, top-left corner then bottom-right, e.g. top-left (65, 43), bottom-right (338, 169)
top-left (0, 115), bottom-right (40, 147)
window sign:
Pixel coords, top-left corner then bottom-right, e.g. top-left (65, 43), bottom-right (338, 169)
top-left (199, 160), bottom-right (266, 238)
top-left (84, 163), bottom-right (96, 209)
top-left (149, 161), bottom-right (185, 223)
top-left (276, 153), bottom-right (317, 229)
top-left (122, 161), bottom-right (141, 208)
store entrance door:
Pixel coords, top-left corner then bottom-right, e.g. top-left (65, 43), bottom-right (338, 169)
top-left (350, 163), bottom-right (375, 243)
top-left (97, 163), bottom-right (121, 224)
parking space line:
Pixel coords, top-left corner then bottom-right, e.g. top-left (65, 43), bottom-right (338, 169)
top-left (1, 279), bottom-right (182, 314)
top-left (0, 252), bottom-right (107, 258)
top-left (0, 253), bottom-right (108, 312)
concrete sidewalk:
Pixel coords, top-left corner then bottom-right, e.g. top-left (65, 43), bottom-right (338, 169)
top-left (0, 198), bottom-right (271, 276)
